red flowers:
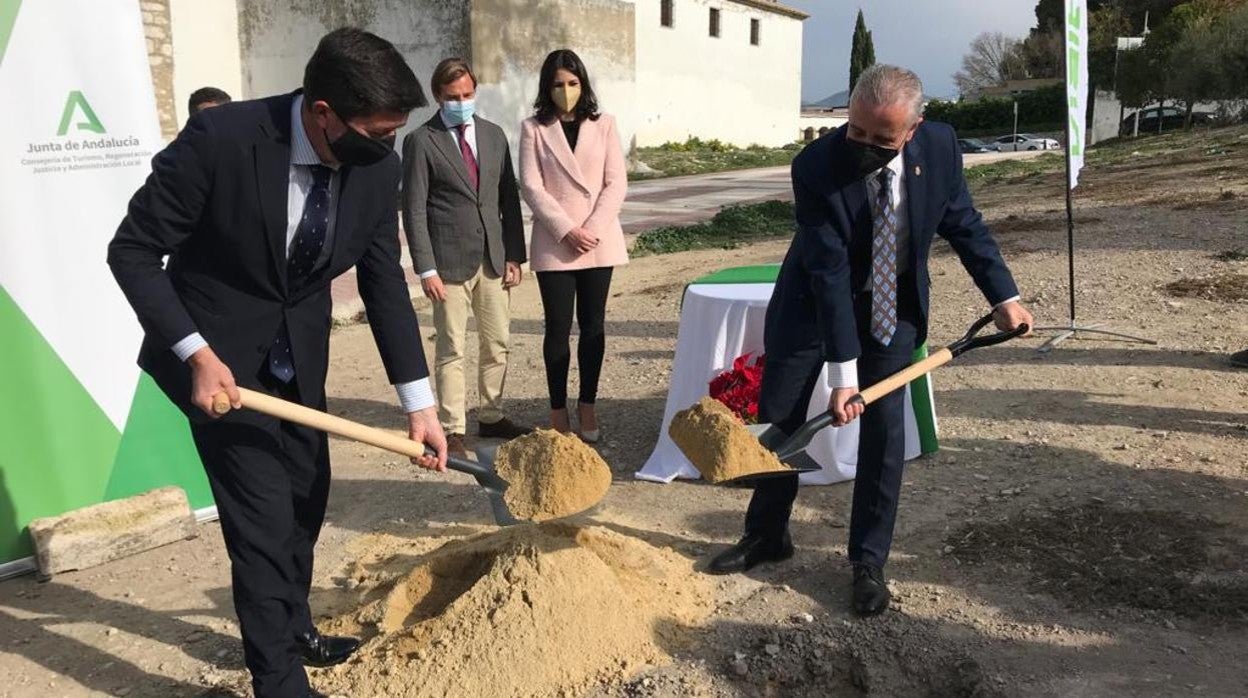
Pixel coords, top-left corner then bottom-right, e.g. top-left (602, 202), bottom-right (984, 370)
top-left (709, 353), bottom-right (765, 424)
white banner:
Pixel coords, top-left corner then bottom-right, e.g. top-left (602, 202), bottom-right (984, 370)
top-left (1065, 0), bottom-right (1088, 189)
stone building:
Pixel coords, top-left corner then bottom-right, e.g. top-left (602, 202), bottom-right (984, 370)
top-left (142, 0), bottom-right (806, 149)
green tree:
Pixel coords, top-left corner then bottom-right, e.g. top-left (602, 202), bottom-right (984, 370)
top-left (849, 9), bottom-right (876, 96)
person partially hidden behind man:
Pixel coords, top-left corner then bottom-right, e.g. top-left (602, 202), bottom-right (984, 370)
top-left (187, 86), bottom-right (232, 115)
top-left (108, 28), bottom-right (447, 698)
top-left (402, 57), bottom-right (531, 457)
top-left (706, 65), bottom-right (1034, 617)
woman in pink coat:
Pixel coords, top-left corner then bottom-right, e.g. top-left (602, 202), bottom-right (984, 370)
top-left (519, 49), bottom-right (628, 441)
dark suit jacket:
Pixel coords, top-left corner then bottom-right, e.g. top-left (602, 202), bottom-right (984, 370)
top-left (767, 121), bottom-right (1019, 364)
top-left (401, 115), bottom-right (526, 284)
top-left (107, 92), bottom-right (429, 420)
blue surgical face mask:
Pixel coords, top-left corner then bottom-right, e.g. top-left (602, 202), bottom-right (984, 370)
top-left (440, 99), bottom-right (475, 126)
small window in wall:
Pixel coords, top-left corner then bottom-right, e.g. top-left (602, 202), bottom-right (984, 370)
top-left (661, 0), bottom-right (673, 27)
top-left (709, 8), bottom-right (721, 37)
top-left (750, 18), bottom-right (761, 45)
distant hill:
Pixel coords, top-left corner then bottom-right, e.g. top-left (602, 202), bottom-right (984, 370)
top-left (804, 89), bottom-right (849, 109)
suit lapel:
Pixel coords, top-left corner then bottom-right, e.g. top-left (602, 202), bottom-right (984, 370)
top-left (255, 97), bottom-right (295, 293)
top-left (903, 136), bottom-right (925, 269)
top-left (475, 120), bottom-right (496, 191)
top-left (428, 118), bottom-right (478, 197)
top-left (327, 166), bottom-right (358, 272)
top-left (541, 119), bottom-right (590, 193)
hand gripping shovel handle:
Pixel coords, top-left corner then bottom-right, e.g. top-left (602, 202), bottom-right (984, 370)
top-left (209, 388), bottom-right (501, 485)
top-left (773, 313), bottom-right (1027, 462)
top-left (848, 312), bottom-right (1029, 409)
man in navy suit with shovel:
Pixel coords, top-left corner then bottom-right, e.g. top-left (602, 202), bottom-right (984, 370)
top-left (707, 65), bottom-right (1034, 616)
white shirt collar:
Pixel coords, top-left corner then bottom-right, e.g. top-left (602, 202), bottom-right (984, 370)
top-left (870, 152), bottom-right (905, 183)
top-left (439, 109), bottom-right (475, 131)
top-left (290, 94), bottom-right (337, 169)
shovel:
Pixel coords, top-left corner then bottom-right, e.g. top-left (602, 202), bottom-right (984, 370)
top-left (725, 312), bottom-right (1029, 485)
top-left (211, 389), bottom-right (521, 526)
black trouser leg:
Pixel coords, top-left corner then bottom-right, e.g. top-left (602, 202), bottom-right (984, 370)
top-left (189, 378), bottom-right (328, 698)
top-left (743, 345), bottom-right (825, 540)
top-left (573, 266), bottom-right (613, 405)
top-left (537, 270), bottom-right (576, 410)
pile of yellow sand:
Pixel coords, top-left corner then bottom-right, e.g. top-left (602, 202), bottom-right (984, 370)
top-left (668, 397), bottom-right (789, 483)
top-left (316, 523), bottom-right (712, 697)
top-left (494, 429), bottom-right (612, 521)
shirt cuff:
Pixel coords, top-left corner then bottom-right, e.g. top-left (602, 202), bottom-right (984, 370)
top-left (824, 359), bottom-right (858, 390)
top-left (418, 269), bottom-right (439, 280)
top-left (993, 295), bottom-right (1021, 310)
top-left (172, 333), bottom-right (208, 362)
top-left (395, 378), bottom-right (435, 413)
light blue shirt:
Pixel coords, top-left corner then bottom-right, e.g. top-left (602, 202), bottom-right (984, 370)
top-left (172, 96), bottom-right (433, 412)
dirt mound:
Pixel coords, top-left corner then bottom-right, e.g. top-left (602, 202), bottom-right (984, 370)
top-left (494, 429), bottom-right (611, 521)
top-left (669, 397), bottom-right (788, 483)
top-left (317, 523), bottom-right (713, 697)
top-left (1162, 272), bottom-right (1248, 302)
top-left (947, 503), bottom-right (1248, 620)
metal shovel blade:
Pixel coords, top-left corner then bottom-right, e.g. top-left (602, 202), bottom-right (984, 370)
top-left (447, 446), bottom-right (521, 527)
top-left (717, 422), bottom-right (823, 486)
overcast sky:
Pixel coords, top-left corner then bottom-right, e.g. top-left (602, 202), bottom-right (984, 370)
top-left (784, 0), bottom-right (1039, 102)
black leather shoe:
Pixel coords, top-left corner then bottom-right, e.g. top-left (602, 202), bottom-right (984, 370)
top-left (297, 629), bottom-right (360, 668)
top-left (707, 532), bottom-right (794, 574)
top-left (478, 417), bottom-right (533, 439)
top-left (851, 564), bottom-right (891, 616)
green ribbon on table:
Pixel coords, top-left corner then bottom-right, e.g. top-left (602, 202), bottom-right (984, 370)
top-left (689, 264), bottom-right (781, 285)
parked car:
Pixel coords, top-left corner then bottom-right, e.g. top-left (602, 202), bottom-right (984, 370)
top-left (993, 133), bottom-right (1061, 151)
top-left (1119, 106), bottom-right (1214, 136)
top-left (957, 138), bottom-right (998, 153)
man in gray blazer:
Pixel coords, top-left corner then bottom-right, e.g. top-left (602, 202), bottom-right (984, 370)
top-left (402, 57), bottom-right (529, 456)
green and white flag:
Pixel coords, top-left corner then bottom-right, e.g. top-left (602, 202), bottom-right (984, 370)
top-left (1065, 0), bottom-right (1088, 189)
top-left (0, 0), bottom-right (212, 569)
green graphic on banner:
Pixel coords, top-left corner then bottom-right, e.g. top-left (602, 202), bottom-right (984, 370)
top-left (105, 374), bottom-right (210, 506)
top-left (0, 0), bottom-right (21, 68)
top-left (57, 90), bottom-right (106, 135)
top-left (0, 285), bottom-right (121, 562)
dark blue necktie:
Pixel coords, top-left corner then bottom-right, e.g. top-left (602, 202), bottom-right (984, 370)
top-left (268, 165), bottom-right (332, 383)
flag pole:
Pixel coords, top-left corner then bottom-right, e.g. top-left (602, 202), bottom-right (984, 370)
top-left (1036, 0), bottom-right (1155, 352)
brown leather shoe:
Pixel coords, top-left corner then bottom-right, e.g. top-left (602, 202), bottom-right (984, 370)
top-left (447, 433), bottom-right (468, 459)
top-left (477, 417), bottom-right (533, 440)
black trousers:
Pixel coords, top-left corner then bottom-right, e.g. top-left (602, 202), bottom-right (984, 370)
top-left (189, 371), bottom-right (330, 698)
top-left (745, 287), bottom-right (919, 569)
top-left (536, 266), bottom-right (614, 409)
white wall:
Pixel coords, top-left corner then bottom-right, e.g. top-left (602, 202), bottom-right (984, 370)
top-left (169, 0), bottom-right (244, 129)
top-left (634, 0), bottom-right (803, 147)
top-left (234, 0), bottom-right (469, 145)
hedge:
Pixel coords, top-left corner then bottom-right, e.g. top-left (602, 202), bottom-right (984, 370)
top-left (924, 85), bottom-right (1065, 133)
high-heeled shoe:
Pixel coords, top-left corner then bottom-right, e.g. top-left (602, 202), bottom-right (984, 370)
top-left (575, 402), bottom-right (600, 444)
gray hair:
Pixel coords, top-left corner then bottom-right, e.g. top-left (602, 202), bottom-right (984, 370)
top-left (850, 64), bottom-right (924, 122)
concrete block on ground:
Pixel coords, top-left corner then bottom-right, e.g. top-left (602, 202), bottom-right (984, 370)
top-left (27, 486), bottom-right (198, 579)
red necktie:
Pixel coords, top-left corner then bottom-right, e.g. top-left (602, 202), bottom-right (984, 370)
top-left (456, 124), bottom-right (479, 191)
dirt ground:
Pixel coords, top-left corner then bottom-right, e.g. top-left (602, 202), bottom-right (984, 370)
top-left (2, 127), bottom-right (1247, 697)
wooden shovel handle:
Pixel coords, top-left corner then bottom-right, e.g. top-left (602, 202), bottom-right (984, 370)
top-left (853, 347), bottom-right (954, 406)
top-left (212, 388), bottom-right (425, 460)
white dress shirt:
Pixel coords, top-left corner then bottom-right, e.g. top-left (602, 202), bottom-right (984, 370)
top-left (173, 95), bottom-right (433, 412)
top-left (824, 152), bottom-right (1018, 390)
top-left (419, 112), bottom-right (478, 280)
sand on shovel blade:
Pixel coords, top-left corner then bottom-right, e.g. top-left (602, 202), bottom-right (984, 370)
top-left (668, 397), bottom-right (790, 483)
top-left (493, 429), bottom-right (611, 521)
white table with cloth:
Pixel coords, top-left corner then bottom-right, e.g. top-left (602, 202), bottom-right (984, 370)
top-left (636, 264), bottom-right (939, 485)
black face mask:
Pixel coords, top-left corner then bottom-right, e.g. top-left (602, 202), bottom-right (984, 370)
top-left (324, 122), bottom-right (395, 167)
top-left (844, 137), bottom-right (899, 179)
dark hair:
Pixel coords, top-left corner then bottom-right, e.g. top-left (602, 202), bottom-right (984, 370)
top-left (431, 57), bottom-right (477, 98)
top-left (533, 49), bottom-right (600, 125)
top-left (188, 87), bottom-right (231, 115)
top-left (303, 27), bottom-right (427, 120)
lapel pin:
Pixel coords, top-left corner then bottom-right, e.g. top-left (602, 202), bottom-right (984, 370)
top-left (914, 165), bottom-right (922, 177)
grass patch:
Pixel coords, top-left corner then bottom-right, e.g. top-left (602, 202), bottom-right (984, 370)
top-left (632, 138), bottom-right (800, 180)
top-left (963, 153), bottom-right (1064, 187)
top-left (631, 200), bottom-right (795, 256)
top-left (1163, 273), bottom-right (1248, 301)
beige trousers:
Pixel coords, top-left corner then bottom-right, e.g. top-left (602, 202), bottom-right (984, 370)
top-left (431, 266), bottom-right (511, 434)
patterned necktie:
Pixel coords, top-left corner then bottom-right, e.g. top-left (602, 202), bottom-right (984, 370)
top-left (870, 168), bottom-right (898, 346)
top-left (268, 164), bottom-right (333, 383)
top-left (457, 124), bottom-right (479, 191)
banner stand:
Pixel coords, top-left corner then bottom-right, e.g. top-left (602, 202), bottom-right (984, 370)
top-left (1036, 0), bottom-right (1155, 353)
